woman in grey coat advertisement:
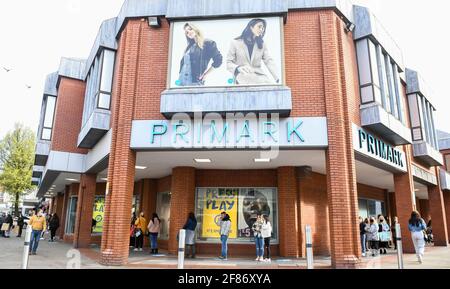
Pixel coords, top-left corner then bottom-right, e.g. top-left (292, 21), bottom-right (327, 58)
top-left (227, 18), bottom-right (280, 85)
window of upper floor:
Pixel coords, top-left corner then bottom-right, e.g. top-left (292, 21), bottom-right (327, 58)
top-left (82, 49), bottom-right (116, 126)
top-left (40, 95), bottom-right (57, 141)
top-left (356, 38), bottom-right (405, 124)
top-left (407, 93), bottom-right (439, 150)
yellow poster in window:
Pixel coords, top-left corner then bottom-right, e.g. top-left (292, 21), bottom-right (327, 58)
top-left (201, 188), bottom-right (238, 239)
top-left (92, 197), bottom-right (104, 233)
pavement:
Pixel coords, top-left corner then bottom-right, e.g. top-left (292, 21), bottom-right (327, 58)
top-left (1, 234), bottom-right (450, 269)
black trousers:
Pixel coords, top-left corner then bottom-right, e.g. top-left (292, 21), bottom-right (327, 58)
top-left (50, 228), bottom-right (58, 240)
top-left (135, 234), bottom-right (144, 249)
top-left (17, 225), bottom-right (23, 237)
top-left (264, 238), bottom-right (271, 259)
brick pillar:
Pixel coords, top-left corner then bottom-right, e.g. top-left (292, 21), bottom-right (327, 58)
top-left (73, 174), bottom-right (97, 248)
top-left (54, 192), bottom-right (64, 237)
top-left (394, 166), bottom-right (416, 253)
top-left (141, 179), bottom-right (157, 220)
top-left (141, 179), bottom-right (157, 247)
top-left (428, 171), bottom-right (449, 246)
top-left (59, 185), bottom-right (70, 239)
top-left (100, 20), bottom-right (143, 266)
top-left (418, 199), bottom-right (430, 223)
top-left (277, 167), bottom-right (300, 257)
top-left (444, 190), bottom-right (450, 242)
top-left (320, 12), bottom-right (360, 268)
top-left (168, 167), bottom-right (195, 254)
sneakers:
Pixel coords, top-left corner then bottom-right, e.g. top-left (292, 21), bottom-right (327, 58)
top-left (219, 256), bottom-right (227, 260)
top-left (255, 257), bottom-right (261, 262)
top-left (418, 255), bottom-right (423, 264)
top-left (263, 258), bottom-right (271, 263)
top-left (362, 253), bottom-right (366, 257)
top-left (139, 248), bottom-right (143, 252)
top-left (133, 248), bottom-right (139, 252)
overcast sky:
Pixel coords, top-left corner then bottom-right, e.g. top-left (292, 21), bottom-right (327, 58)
top-left (0, 0), bottom-right (449, 140)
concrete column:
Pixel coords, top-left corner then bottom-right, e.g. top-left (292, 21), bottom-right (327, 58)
top-left (277, 167), bottom-right (300, 257)
top-left (168, 167), bottom-right (195, 254)
top-left (428, 179), bottom-right (449, 246)
top-left (73, 174), bottom-right (97, 248)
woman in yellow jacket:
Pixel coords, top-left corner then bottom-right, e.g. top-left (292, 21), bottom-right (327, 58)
top-left (134, 212), bottom-right (147, 252)
top-left (29, 210), bottom-right (47, 255)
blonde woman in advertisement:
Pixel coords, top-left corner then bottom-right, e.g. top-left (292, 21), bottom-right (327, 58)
top-left (178, 22), bottom-right (223, 86)
top-left (227, 18), bottom-right (280, 85)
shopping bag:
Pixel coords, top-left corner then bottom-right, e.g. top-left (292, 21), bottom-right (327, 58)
top-left (379, 231), bottom-right (391, 242)
top-left (1, 223), bottom-right (10, 231)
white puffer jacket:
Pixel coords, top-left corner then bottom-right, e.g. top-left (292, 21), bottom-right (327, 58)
top-left (261, 221), bottom-right (272, 239)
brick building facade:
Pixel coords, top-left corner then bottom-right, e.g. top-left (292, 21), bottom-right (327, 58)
top-left (32, 0), bottom-right (450, 269)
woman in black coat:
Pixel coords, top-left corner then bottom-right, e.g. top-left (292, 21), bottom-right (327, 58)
top-left (49, 213), bottom-right (60, 242)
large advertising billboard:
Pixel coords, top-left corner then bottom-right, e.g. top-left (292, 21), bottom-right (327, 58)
top-left (169, 17), bottom-right (283, 88)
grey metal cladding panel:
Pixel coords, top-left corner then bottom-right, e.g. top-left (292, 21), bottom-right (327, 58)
top-left (160, 86), bottom-right (292, 117)
top-left (44, 72), bottom-right (59, 96)
top-left (58, 57), bottom-right (86, 80)
top-left (84, 18), bottom-right (118, 80)
top-left (405, 68), bottom-right (436, 108)
top-left (289, 0), bottom-right (353, 21)
top-left (437, 129), bottom-right (450, 140)
top-left (116, 0), bottom-right (167, 35)
top-left (353, 5), bottom-right (404, 70)
top-left (439, 138), bottom-right (450, 151)
top-left (166, 0), bottom-right (288, 18)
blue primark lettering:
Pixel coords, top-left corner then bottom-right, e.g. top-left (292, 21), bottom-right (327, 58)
top-left (150, 123), bottom-right (168, 144)
top-left (173, 123), bottom-right (190, 144)
top-left (358, 129), bottom-right (404, 168)
top-left (238, 120), bottom-right (253, 143)
top-left (210, 120), bottom-right (228, 143)
top-left (287, 120), bottom-right (304, 143)
top-left (263, 121), bottom-right (278, 142)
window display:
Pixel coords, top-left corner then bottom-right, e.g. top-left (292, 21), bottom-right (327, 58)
top-left (196, 188), bottom-right (278, 243)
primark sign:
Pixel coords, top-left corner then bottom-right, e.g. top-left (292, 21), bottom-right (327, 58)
top-left (352, 124), bottom-right (407, 172)
top-left (130, 116), bottom-right (328, 150)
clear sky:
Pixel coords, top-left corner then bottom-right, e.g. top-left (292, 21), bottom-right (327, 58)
top-left (0, 0), bottom-right (449, 139)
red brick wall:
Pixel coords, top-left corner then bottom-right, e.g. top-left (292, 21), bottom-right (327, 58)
top-left (298, 172), bottom-right (330, 256)
top-left (73, 174), bottom-right (97, 248)
top-left (157, 176), bottom-right (172, 193)
top-left (418, 199), bottom-right (430, 222)
top-left (196, 170), bottom-right (277, 187)
top-left (358, 183), bottom-right (387, 202)
top-left (52, 77), bottom-right (88, 154)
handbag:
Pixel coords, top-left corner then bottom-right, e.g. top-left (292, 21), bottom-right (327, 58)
top-left (1, 223), bottom-right (10, 231)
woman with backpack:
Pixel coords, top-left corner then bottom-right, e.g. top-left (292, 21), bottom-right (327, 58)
top-left (48, 213), bottom-right (60, 242)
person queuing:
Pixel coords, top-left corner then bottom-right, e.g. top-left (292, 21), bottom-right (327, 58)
top-left (147, 213), bottom-right (161, 255)
top-left (183, 212), bottom-right (197, 258)
top-left (219, 212), bottom-right (231, 260)
top-left (378, 216), bottom-right (390, 255)
top-left (261, 215), bottom-right (273, 263)
top-left (366, 217), bottom-right (380, 257)
top-left (252, 214), bottom-right (264, 262)
top-left (359, 217), bottom-right (367, 257)
top-left (3, 213), bottom-right (13, 238)
top-left (28, 210), bottom-right (47, 255)
top-left (133, 212), bottom-right (147, 252)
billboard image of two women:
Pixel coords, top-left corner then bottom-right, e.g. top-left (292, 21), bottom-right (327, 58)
top-left (169, 17), bottom-right (283, 88)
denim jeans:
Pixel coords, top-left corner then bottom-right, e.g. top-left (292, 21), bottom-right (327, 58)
top-left (360, 234), bottom-right (366, 254)
top-left (149, 233), bottom-right (158, 249)
top-left (220, 235), bottom-right (228, 258)
top-left (255, 236), bottom-right (264, 257)
top-left (30, 230), bottom-right (42, 253)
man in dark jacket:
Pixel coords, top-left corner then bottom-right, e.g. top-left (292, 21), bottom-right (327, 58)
top-left (4, 214), bottom-right (13, 238)
top-left (16, 213), bottom-right (26, 237)
top-left (0, 213), bottom-right (5, 237)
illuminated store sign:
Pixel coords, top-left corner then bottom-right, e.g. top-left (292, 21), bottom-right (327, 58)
top-left (353, 124), bottom-right (406, 172)
top-left (130, 117), bottom-right (328, 150)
